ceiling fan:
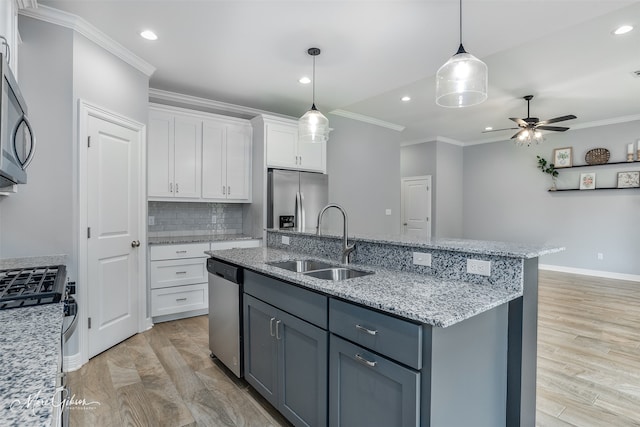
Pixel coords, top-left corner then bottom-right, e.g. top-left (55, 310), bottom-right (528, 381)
top-left (484, 95), bottom-right (577, 143)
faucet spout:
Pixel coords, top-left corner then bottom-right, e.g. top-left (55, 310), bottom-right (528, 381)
top-left (316, 204), bottom-right (355, 264)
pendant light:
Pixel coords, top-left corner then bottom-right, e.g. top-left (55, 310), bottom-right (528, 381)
top-left (299, 47), bottom-right (329, 143)
top-left (435, 0), bottom-right (488, 108)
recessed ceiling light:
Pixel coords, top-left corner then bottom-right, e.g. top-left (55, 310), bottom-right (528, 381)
top-left (613, 25), bottom-right (633, 35)
top-left (299, 76), bottom-right (311, 84)
top-left (140, 30), bottom-right (158, 41)
top-left (401, 96), bottom-right (411, 102)
top-left (484, 126), bottom-right (493, 131)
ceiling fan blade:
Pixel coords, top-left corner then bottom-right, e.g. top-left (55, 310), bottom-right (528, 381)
top-left (536, 115), bottom-right (577, 126)
top-left (509, 117), bottom-right (528, 127)
top-left (536, 125), bottom-right (570, 132)
top-left (482, 127), bottom-right (519, 133)
top-left (510, 130), bottom-right (525, 139)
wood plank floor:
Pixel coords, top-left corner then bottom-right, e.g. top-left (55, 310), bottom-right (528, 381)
top-left (68, 271), bottom-right (640, 426)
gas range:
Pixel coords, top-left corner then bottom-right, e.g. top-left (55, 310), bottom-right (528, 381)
top-left (0, 265), bottom-right (67, 309)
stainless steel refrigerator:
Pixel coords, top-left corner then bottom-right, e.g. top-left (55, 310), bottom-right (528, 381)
top-left (267, 169), bottom-right (328, 233)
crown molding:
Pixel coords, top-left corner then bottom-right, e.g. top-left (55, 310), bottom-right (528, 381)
top-left (569, 113), bottom-right (640, 130)
top-left (329, 109), bottom-right (405, 132)
top-left (16, 0), bottom-right (38, 9)
top-left (148, 88), bottom-right (297, 120)
top-left (18, 5), bottom-right (155, 77)
top-left (401, 136), bottom-right (464, 147)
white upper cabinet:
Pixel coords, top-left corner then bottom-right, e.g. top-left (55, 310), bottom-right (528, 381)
top-left (148, 105), bottom-right (251, 202)
top-left (264, 118), bottom-right (326, 173)
top-left (148, 108), bottom-right (201, 199)
top-left (202, 119), bottom-right (252, 201)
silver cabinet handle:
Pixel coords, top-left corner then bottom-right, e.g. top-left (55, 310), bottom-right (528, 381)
top-left (270, 317), bottom-right (276, 337)
top-left (223, 186), bottom-right (226, 195)
top-left (276, 320), bottom-right (282, 340)
top-left (355, 353), bottom-right (377, 367)
top-left (227, 186), bottom-right (230, 195)
top-left (169, 182), bottom-right (173, 193)
top-left (131, 240), bottom-right (141, 248)
top-left (175, 271), bottom-right (187, 275)
top-left (355, 324), bottom-right (378, 336)
top-left (176, 250), bottom-right (187, 254)
top-left (176, 183), bottom-right (179, 193)
top-left (176, 297), bottom-right (187, 302)
top-left (299, 155), bottom-right (302, 165)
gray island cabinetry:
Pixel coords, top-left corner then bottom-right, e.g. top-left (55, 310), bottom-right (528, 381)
top-left (207, 230), bottom-right (563, 427)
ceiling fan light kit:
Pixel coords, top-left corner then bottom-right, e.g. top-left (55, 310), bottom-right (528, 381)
top-left (436, 0), bottom-right (488, 108)
top-left (299, 47), bottom-right (329, 144)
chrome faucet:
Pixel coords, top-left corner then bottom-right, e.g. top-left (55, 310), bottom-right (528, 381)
top-left (316, 204), bottom-right (355, 264)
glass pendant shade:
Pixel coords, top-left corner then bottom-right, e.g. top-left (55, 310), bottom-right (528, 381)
top-left (515, 128), bottom-right (544, 147)
top-left (299, 104), bottom-right (329, 143)
top-left (436, 44), bottom-right (488, 108)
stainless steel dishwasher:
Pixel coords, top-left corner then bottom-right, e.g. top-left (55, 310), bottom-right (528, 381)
top-left (207, 258), bottom-right (243, 378)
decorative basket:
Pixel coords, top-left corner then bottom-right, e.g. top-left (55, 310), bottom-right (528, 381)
top-left (585, 148), bottom-right (610, 165)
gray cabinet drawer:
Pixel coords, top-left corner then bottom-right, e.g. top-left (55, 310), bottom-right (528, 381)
top-left (330, 298), bottom-right (422, 370)
top-left (244, 270), bottom-right (327, 329)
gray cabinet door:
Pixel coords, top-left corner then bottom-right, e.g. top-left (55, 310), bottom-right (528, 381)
top-left (330, 335), bottom-right (420, 427)
top-left (244, 295), bottom-right (278, 407)
top-left (277, 309), bottom-right (328, 427)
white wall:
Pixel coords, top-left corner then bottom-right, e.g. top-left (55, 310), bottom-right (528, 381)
top-left (326, 115), bottom-right (403, 237)
top-left (463, 120), bottom-right (640, 275)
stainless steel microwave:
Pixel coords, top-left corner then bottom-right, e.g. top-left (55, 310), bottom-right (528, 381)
top-left (0, 52), bottom-right (35, 187)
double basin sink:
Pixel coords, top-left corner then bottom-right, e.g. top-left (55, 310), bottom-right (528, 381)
top-left (267, 259), bottom-right (373, 281)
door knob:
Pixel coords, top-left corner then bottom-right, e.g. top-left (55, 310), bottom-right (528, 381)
top-left (131, 240), bottom-right (141, 248)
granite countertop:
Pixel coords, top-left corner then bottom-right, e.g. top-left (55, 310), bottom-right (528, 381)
top-left (206, 247), bottom-right (522, 328)
top-left (269, 229), bottom-right (564, 259)
top-left (0, 255), bottom-right (67, 270)
top-left (0, 303), bottom-right (64, 426)
top-left (148, 234), bottom-right (258, 245)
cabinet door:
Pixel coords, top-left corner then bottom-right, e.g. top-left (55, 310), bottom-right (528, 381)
top-left (201, 119), bottom-right (226, 200)
top-left (329, 335), bottom-right (420, 427)
top-left (297, 139), bottom-right (326, 173)
top-left (148, 110), bottom-right (174, 197)
top-left (244, 295), bottom-right (279, 408)
top-left (278, 309), bottom-right (328, 427)
top-left (266, 122), bottom-right (298, 169)
top-left (225, 124), bottom-right (252, 201)
top-left (173, 115), bottom-right (202, 198)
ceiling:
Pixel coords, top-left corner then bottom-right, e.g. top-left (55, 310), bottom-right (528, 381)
top-left (38, 0), bottom-right (640, 144)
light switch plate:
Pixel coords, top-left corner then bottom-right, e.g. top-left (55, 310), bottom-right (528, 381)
top-left (412, 252), bottom-right (432, 267)
top-left (385, 209), bottom-right (392, 216)
top-left (467, 259), bottom-right (491, 276)
top-left (282, 236), bottom-right (290, 245)
top-left (148, 216), bottom-right (155, 226)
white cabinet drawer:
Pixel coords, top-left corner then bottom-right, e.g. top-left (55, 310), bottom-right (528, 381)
top-left (150, 258), bottom-right (207, 289)
top-left (150, 242), bottom-right (210, 261)
top-left (210, 239), bottom-right (261, 251)
top-left (151, 283), bottom-right (208, 317)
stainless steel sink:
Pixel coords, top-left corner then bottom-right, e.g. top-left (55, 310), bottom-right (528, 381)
top-left (303, 267), bottom-right (373, 281)
top-left (267, 259), bottom-right (339, 273)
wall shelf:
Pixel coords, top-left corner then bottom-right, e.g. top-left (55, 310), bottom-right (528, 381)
top-left (557, 160), bottom-right (639, 169)
top-left (549, 187), bottom-right (640, 192)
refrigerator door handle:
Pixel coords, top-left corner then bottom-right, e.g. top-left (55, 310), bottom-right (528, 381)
top-left (300, 192), bottom-right (305, 232)
top-left (295, 191), bottom-right (305, 232)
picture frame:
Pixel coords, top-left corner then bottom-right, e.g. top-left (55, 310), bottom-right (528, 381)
top-left (553, 147), bottom-right (573, 168)
top-left (617, 171), bottom-right (640, 188)
top-left (579, 172), bottom-right (596, 190)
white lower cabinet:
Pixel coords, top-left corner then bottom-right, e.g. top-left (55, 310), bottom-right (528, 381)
top-left (150, 240), bottom-right (260, 321)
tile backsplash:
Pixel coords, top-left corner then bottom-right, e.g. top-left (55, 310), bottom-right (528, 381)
top-left (148, 202), bottom-right (243, 236)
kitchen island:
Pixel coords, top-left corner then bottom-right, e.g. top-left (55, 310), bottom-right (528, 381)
top-left (207, 231), bottom-right (563, 427)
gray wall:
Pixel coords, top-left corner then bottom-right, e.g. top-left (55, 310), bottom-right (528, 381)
top-left (463, 120), bottom-right (640, 275)
top-left (0, 16), bottom-right (149, 285)
top-left (326, 115), bottom-right (403, 237)
top-left (400, 140), bottom-right (463, 238)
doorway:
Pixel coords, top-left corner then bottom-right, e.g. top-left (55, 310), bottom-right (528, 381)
top-left (78, 101), bottom-right (147, 362)
top-left (401, 176), bottom-right (432, 240)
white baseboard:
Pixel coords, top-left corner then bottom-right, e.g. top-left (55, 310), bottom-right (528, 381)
top-left (539, 264), bottom-right (640, 282)
top-left (64, 351), bottom-right (83, 372)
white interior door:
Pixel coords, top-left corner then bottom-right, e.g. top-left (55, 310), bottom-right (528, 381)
top-left (401, 176), bottom-right (432, 240)
top-left (87, 114), bottom-right (141, 358)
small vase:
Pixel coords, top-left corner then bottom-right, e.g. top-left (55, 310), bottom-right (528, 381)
top-left (549, 177), bottom-right (557, 191)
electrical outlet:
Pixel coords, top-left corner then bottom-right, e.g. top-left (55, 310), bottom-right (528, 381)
top-left (148, 216), bottom-right (155, 226)
top-left (412, 252), bottom-right (432, 267)
top-left (385, 209), bottom-right (392, 216)
top-left (597, 253), bottom-right (604, 260)
top-left (467, 259), bottom-right (491, 276)
top-left (282, 236), bottom-right (290, 245)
